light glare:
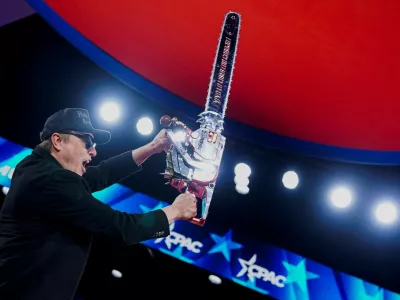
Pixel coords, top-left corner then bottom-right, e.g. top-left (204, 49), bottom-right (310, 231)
top-left (282, 171), bottom-right (299, 189)
top-left (208, 274), bottom-right (222, 285)
top-left (234, 175), bottom-right (249, 186)
top-left (111, 269), bottom-right (122, 278)
top-left (375, 201), bottom-right (397, 224)
top-left (174, 130), bottom-right (187, 142)
top-left (137, 117), bottom-right (154, 135)
top-left (1, 186), bottom-right (9, 195)
top-left (100, 102), bottom-right (120, 122)
top-left (330, 187), bottom-right (352, 208)
top-left (235, 184), bottom-right (250, 195)
top-left (234, 163), bottom-right (251, 178)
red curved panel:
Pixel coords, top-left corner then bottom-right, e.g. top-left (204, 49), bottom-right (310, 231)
top-left (43, 0), bottom-right (400, 151)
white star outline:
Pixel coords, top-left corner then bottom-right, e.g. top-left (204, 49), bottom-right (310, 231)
top-left (236, 254), bottom-right (287, 288)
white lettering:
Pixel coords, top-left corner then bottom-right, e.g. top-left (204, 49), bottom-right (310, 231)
top-left (154, 222), bottom-right (203, 254)
top-left (237, 254), bottom-right (287, 288)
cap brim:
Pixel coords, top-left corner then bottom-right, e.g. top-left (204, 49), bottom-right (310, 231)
top-left (92, 128), bottom-right (111, 145)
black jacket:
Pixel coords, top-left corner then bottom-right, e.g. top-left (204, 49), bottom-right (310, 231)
top-left (0, 146), bottom-right (170, 300)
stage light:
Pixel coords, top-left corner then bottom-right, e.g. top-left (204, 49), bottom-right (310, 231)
top-left (375, 201), bottom-right (398, 224)
top-left (235, 184), bottom-right (250, 195)
top-left (329, 187), bottom-right (352, 208)
top-left (234, 163), bottom-right (251, 178)
top-left (208, 274), bottom-right (222, 285)
top-left (136, 117), bottom-right (154, 135)
top-left (111, 269), bottom-right (123, 278)
top-left (1, 186), bottom-right (9, 195)
top-left (234, 163), bottom-right (251, 195)
top-left (100, 101), bottom-right (120, 122)
top-left (234, 175), bottom-right (249, 186)
top-left (282, 171), bottom-right (299, 189)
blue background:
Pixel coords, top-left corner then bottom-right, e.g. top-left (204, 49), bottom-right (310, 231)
top-left (0, 136), bottom-right (399, 299)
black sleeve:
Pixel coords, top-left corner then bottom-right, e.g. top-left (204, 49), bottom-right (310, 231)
top-left (43, 169), bottom-right (170, 245)
top-left (82, 151), bottom-right (142, 193)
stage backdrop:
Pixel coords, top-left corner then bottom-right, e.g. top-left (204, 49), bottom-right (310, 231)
top-left (26, 0), bottom-right (400, 164)
top-left (0, 137), bottom-right (399, 300)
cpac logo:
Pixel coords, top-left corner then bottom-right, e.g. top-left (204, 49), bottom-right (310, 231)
top-left (236, 254), bottom-right (287, 288)
top-left (154, 222), bottom-right (203, 254)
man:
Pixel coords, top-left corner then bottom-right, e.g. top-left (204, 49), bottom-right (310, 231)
top-left (0, 108), bottom-right (197, 300)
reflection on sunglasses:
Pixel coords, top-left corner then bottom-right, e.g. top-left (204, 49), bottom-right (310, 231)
top-left (61, 131), bottom-right (96, 149)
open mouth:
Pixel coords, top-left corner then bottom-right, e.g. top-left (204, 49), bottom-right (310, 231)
top-left (82, 160), bottom-right (91, 170)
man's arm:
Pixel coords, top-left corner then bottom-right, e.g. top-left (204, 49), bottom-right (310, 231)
top-left (83, 143), bottom-right (155, 193)
top-left (83, 129), bottom-right (169, 192)
top-left (43, 169), bottom-right (176, 245)
top-left (131, 142), bottom-right (158, 165)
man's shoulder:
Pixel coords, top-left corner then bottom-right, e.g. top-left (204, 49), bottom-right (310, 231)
top-left (12, 152), bottom-right (74, 187)
top-left (49, 168), bottom-right (82, 182)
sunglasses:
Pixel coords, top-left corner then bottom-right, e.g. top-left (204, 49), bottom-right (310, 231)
top-left (61, 131), bottom-right (96, 149)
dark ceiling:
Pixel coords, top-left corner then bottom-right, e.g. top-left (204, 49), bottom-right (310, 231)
top-left (2, 14), bottom-right (400, 299)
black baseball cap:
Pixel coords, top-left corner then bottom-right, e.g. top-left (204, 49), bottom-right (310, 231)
top-left (40, 108), bottom-right (111, 145)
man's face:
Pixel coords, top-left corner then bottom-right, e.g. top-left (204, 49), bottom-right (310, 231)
top-left (55, 132), bottom-right (97, 176)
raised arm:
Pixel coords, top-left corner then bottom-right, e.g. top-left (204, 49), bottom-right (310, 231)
top-left (83, 129), bottom-right (170, 192)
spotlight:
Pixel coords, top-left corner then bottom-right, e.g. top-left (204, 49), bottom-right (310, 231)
top-left (235, 184), bottom-right (250, 195)
top-left (1, 186), bottom-right (9, 195)
top-left (100, 101), bottom-right (120, 122)
top-left (234, 163), bottom-right (251, 195)
top-left (329, 187), bottom-right (352, 208)
top-left (208, 274), bottom-right (222, 285)
top-left (234, 175), bottom-right (249, 186)
top-left (136, 117), bottom-right (154, 135)
top-left (111, 269), bottom-right (123, 278)
top-left (234, 163), bottom-right (251, 177)
top-left (282, 171), bottom-right (299, 189)
top-left (375, 201), bottom-right (397, 224)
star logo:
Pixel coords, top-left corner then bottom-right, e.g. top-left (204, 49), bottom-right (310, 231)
top-left (207, 229), bottom-right (243, 262)
top-left (282, 259), bottom-right (319, 293)
top-left (237, 254), bottom-right (258, 280)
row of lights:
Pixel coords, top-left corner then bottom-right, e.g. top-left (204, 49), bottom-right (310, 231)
top-left (110, 268), bottom-right (222, 285)
top-left (234, 163), bottom-right (251, 195)
top-left (281, 170), bottom-right (398, 225)
top-left (100, 102), bottom-right (155, 135)
top-left (230, 165), bottom-right (398, 225)
top-left (8, 99), bottom-right (398, 224)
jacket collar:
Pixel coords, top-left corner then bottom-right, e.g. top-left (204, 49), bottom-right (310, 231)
top-left (32, 146), bottom-right (63, 168)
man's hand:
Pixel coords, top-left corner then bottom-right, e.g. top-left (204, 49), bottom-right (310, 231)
top-left (150, 129), bottom-right (171, 154)
top-left (132, 129), bottom-right (171, 165)
top-left (172, 193), bottom-right (197, 220)
top-left (162, 193), bottom-right (197, 223)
